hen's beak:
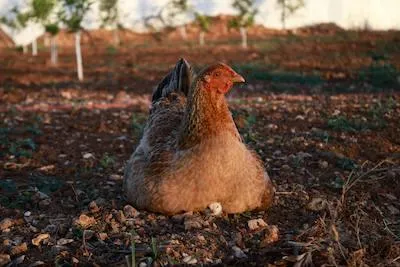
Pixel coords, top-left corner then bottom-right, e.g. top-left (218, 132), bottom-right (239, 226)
top-left (232, 73), bottom-right (245, 83)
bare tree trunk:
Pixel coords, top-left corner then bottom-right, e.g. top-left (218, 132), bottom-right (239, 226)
top-left (50, 35), bottom-right (58, 65)
top-left (44, 34), bottom-right (50, 47)
top-left (113, 28), bottom-right (120, 46)
top-left (281, 3), bottom-right (286, 30)
top-left (199, 31), bottom-right (205, 46)
top-left (240, 27), bottom-right (247, 49)
top-left (280, 0), bottom-right (286, 30)
top-left (75, 31), bottom-right (84, 81)
top-left (32, 38), bottom-right (38, 56)
top-left (179, 26), bottom-right (187, 40)
top-left (23, 45), bottom-right (28, 54)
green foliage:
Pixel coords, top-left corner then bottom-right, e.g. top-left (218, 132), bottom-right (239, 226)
top-left (229, 0), bottom-right (257, 29)
top-left (99, 0), bottom-right (119, 28)
top-left (276, 0), bottom-right (305, 28)
top-left (99, 153), bottom-right (115, 169)
top-left (359, 57), bottom-right (399, 89)
top-left (31, 0), bottom-right (57, 23)
top-left (59, 0), bottom-right (93, 32)
top-left (327, 114), bottom-right (387, 132)
top-left (45, 23), bottom-right (59, 35)
top-left (1, 7), bottom-right (31, 30)
top-left (194, 12), bottom-right (211, 32)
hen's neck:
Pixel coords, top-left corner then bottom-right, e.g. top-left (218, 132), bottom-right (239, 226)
top-left (178, 80), bottom-right (238, 149)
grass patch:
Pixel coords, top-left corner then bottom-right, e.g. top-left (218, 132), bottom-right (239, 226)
top-left (234, 64), bottom-right (323, 86)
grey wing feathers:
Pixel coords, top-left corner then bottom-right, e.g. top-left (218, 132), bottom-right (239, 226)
top-left (152, 58), bottom-right (194, 103)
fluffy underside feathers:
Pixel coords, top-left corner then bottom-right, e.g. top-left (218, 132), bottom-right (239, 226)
top-left (123, 58), bottom-right (274, 215)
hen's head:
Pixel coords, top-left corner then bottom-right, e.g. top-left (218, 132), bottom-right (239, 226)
top-left (199, 63), bottom-right (245, 94)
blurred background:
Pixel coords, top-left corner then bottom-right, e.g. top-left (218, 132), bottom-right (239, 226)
top-left (0, 1), bottom-right (399, 266)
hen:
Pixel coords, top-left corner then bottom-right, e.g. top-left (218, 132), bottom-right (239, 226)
top-left (123, 58), bottom-right (274, 215)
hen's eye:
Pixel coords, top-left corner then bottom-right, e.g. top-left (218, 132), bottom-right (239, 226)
top-left (214, 72), bottom-right (221, 77)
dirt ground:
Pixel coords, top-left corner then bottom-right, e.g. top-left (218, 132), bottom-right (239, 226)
top-left (0, 29), bottom-right (399, 266)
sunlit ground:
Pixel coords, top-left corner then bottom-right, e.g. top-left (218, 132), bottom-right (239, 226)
top-left (0, 28), bottom-right (399, 266)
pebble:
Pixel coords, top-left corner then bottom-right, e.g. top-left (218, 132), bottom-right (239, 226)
top-left (83, 153), bottom-right (94, 159)
top-left (232, 246), bottom-right (247, 258)
top-left (38, 199), bottom-right (52, 209)
top-left (184, 216), bottom-right (207, 230)
top-left (109, 174), bottom-right (123, 181)
top-left (88, 201), bottom-right (100, 213)
top-left (319, 160), bottom-right (329, 169)
top-left (43, 224), bottom-right (57, 234)
top-left (24, 211), bottom-right (32, 217)
top-left (57, 238), bottom-right (74, 246)
top-left (10, 242), bottom-right (28, 256)
top-left (208, 202), bottom-right (223, 216)
top-left (123, 205), bottom-right (139, 218)
top-left (32, 234), bottom-right (50, 246)
top-left (98, 232), bottom-right (108, 241)
top-left (281, 164), bottom-right (292, 172)
top-left (247, 218), bottom-right (268, 231)
top-left (0, 254), bottom-right (11, 266)
top-left (260, 225), bottom-right (280, 247)
top-left (307, 197), bottom-right (327, 211)
top-left (183, 256), bottom-right (198, 265)
top-left (76, 214), bottom-right (96, 228)
top-left (0, 218), bottom-right (14, 231)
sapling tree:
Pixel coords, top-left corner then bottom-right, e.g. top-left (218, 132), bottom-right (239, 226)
top-left (166, 0), bottom-right (191, 40)
top-left (30, 0), bottom-right (59, 64)
top-left (229, 0), bottom-right (257, 49)
top-left (194, 12), bottom-right (210, 46)
top-left (99, 0), bottom-right (121, 46)
top-left (59, 0), bottom-right (93, 81)
top-left (276, 0), bottom-right (305, 29)
top-left (1, 7), bottom-right (31, 53)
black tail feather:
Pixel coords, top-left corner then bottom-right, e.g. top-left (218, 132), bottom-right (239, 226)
top-left (152, 58), bottom-right (193, 103)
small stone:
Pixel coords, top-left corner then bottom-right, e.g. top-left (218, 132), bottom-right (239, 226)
top-left (88, 201), bottom-right (100, 213)
top-left (24, 211), bottom-right (32, 217)
top-left (109, 174), bottom-right (123, 181)
top-left (197, 235), bottom-right (206, 242)
top-left (139, 262), bottom-right (147, 267)
top-left (10, 255), bottom-right (25, 266)
top-left (0, 254), bottom-right (11, 266)
top-left (43, 224), bottom-right (57, 234)
top-left (57, 238), bottom-right (74, 246)
top-left (319, 160), bottom-right (329, 169)
top-left (184, 216), bottom-right (207, 230)
top-left (295, 115), bottom-right (305, 120)
top-left (115, 210), bottom-right (126, 224)
top-left (260, 225), bottom-right (279, 247)
top-left (247, 218), bottom-right (268, 231)
top-left (98, 232), bottom-right (108, 241)
top-left (208, 202), bottom-right (223, 216)
top-left (51, 245), bottom-right (68, 255)
top-left (281, 164), bottom-right (291, 172)
top-left (72, 257), bottom-right (79, 264)
top-left (123, 205), bottom-right (139, 218)
top-left (39, 199), bottom-right (52, 209)
top-left (83, 230), bottom-right (95, 240)
top-left (307, 197), bottom-right (327, 211)
top-left (183, 256), bottom-right (198, 265)
top-left (10, 242), bottom-right (28, 256)
top-left (83, 153), bottom-right (94, 159)
top-left (232, 246), bottom-right (247, 258)
top-left (0, 218), bottom-right (14, 231)
top-left (32, 234), bottom-right (50, 246)
top-left (76, 214), bottom-right (96, 229)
